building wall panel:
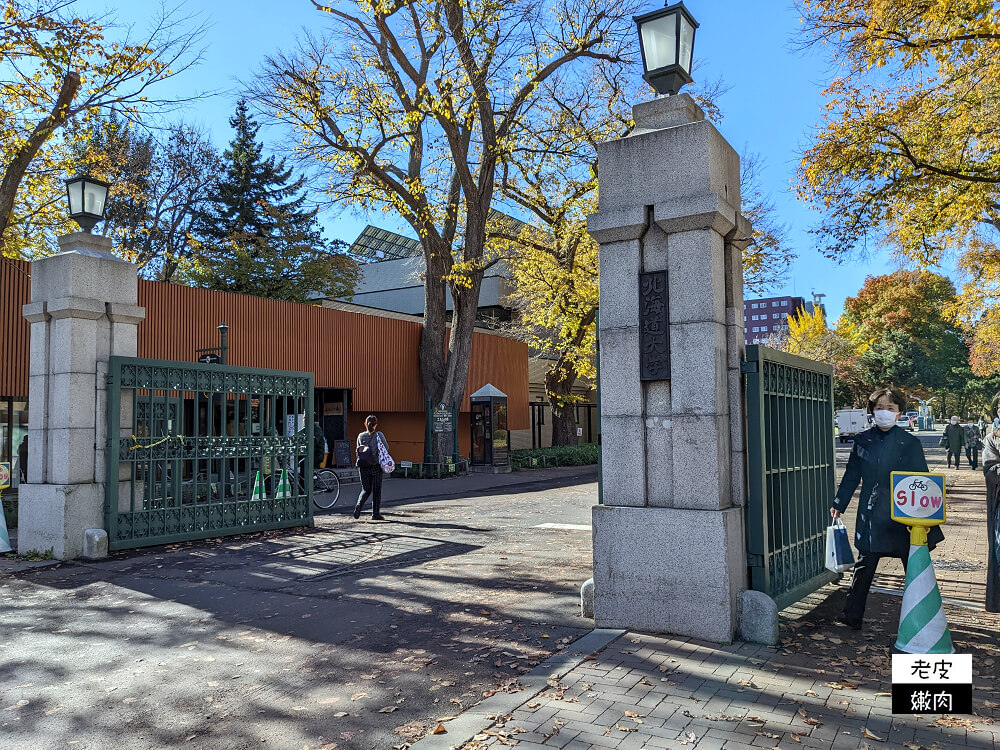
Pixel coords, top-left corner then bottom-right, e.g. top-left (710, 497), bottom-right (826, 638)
top-left (3, 270), bottom-right (529, 436)
top-left (0, 259), bottom-right (30, 396)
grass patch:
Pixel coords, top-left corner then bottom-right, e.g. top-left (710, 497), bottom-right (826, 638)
top-left (5, 547), bottom-right (54, 562)
top-left (511, 443), bottom-right (598, 469)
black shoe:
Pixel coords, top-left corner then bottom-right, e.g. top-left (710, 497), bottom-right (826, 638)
top-left (372, 513), bottom-right (385, 521)
top-left (839, 614), bottom-right (862, 630)
top-left (353, 506), bottom-right (361, 519)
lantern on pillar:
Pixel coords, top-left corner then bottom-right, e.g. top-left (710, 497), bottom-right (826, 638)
top-left (64, 174), bottom-right (110, 233)
top-left (634, 1), bottom-right (698, 96)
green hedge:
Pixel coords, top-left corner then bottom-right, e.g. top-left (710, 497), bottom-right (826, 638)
top-left (511, 443), bottom-right (599, 469)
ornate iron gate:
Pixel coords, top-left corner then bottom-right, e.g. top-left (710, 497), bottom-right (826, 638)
top-left (743, 345), bottom-right (837, 609)
top-left (105, 356), bottom-right (314, 551)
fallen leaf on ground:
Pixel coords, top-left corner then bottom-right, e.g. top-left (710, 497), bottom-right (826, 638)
top-left (378, 706), bottom-right (397, 713)
top-left (863, 728), bottom-right (885, 741)
top-left (432, 724), bottom-right (447, 734)
top-left (351, 692), bottom-right (368, 701)
top-left (797, 706), bottom-right (823, 727)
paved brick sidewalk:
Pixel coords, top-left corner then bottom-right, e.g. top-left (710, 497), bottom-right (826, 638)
top-left (462, 623), bottom-right (998, 750)
top-left (446, 443), bottom-right (1000, 750)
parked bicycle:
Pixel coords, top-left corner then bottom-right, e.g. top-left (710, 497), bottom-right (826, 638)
top-left (262, 458), bottom-right (342, 509)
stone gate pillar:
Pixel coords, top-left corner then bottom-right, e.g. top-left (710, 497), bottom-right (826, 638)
top-left (588, 94), bottom-right (751, 642)
top-left (18, 233), bottom-right (144, 560)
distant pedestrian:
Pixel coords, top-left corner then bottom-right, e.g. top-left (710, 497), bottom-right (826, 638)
top-left (964, 423), bottom-right (982, 471)
top-left (943, 416), bottom-right (965, 468)
top-left (831, 386), bottom-right (943, 630)
top-left (354, 415), bottom-right (387, 521)
top-left (979, 398), bottom-right (1000, 613)
top-left (17, 435), bottom-right (27, 483)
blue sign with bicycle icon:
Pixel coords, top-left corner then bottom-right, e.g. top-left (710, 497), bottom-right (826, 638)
top-left (890, 471), bottom-right (946, 526)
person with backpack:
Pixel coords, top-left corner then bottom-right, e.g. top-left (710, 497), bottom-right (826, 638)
top-left (354, 415), bottom-right (388, 520)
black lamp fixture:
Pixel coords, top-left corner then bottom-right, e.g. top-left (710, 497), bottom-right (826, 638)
top-left (64, 174), bottom-right (110, 233)
top-left (634, 1), bottom-right (698, 96)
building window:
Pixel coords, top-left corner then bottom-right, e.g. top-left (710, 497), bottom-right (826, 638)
top-left (781, 300), bottom-right (788, 306)
top-left (773, 313), bottom-right (780, 319)
top-left (771, 301), bottom-right (778, 307)
top-left (0, 398), bottom-right (28, 487)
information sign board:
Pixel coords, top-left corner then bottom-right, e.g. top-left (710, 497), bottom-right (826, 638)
top-left (890, 471), bottom-right (946, 526)
top-left (0, 462), bottom-right (9, 490)
top-left (432, 403), bottom-right (453, 433)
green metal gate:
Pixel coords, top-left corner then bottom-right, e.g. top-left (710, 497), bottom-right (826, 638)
top-left (743, 345), bottom-right (837, 609)
top-left (105, 356), bottom-right (314, 551)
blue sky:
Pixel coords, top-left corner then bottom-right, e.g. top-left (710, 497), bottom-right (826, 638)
top-left (83, 0), bottom-right (918, 320)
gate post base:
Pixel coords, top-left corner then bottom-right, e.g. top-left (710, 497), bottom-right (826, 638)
top-left (16, 482), bottom-right (103, 560)
top-left (592, 504), bottom-right (745, 642)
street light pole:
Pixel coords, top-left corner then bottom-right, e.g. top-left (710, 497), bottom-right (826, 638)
top-left (218, 322), bottom-right (229, 365)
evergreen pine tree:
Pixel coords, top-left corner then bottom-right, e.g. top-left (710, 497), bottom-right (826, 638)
top-left (187, 100), bottom-right (357, 302)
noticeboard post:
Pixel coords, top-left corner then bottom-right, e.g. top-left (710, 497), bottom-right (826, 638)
top-left (891, 471), bottom-right (946, 545)
top-left (432, 402), bottom-right (453, 433)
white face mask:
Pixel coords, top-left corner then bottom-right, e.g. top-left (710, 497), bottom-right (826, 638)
top-left (873, 410), bottom-right (897, 429)
top-left (951, 419), bottom-right (959, 425)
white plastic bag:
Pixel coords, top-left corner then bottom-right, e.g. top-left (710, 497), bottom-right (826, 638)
top-left (825, 518), bottom-right (855, 573)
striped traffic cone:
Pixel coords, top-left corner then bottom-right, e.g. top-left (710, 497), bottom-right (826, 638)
top-left (274, 469), bottom-right (292, 500)
top-left (894, 528), bottom-right (954, 654)
top-left (251, 471), bottom-right (267, 502)
top-left (0, 493), bottom-right (11, 553)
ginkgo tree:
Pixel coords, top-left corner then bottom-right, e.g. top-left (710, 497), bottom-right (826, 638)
top-left (254, 0), bottom-right (637, 459)
top-left (794, 0), bottom-right (1000, 371)
top-left (0, 0), bottom-right (205, 258)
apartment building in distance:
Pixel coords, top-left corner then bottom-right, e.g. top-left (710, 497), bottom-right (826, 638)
top-left (744, 293), bottom-right (827, 345)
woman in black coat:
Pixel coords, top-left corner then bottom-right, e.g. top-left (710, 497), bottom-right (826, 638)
top-left (979, 399), bottom-right (1000, 613)
top-left (831, 387), bottom-right (944, 629)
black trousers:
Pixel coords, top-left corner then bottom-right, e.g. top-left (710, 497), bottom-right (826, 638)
top-left (947, 448), bottom-right (962, 468)
top-left (356, 465), bottom-right (384, 516)
top-left (965, 446), bottom-right (979, 469)
top-left (844, 552), bottom-right (908, 623)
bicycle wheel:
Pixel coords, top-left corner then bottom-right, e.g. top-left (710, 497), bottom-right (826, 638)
top-left (313, 469), bottom-right (341, 509)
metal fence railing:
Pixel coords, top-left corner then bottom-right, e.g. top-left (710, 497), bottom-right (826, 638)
top-left (743, 345), bottom-right (837, 609)
top-left (105, 356), bottom-right (314, 551)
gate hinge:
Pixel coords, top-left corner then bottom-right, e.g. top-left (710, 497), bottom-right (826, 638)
top-left (740, 361), bottom-right (758, 374)
top-left (747, 553), bottom-right (764, 567)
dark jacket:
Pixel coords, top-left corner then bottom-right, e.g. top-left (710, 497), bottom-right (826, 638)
top-left (834, 426), bottom-right (944, 557)
top-left (943, 423), bottom-right (965, 451)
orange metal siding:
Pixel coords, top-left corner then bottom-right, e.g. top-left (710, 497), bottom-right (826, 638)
top-left (0, 259), bottom-right (30, 396)
top-left (1, 271), bottom-right (528, 431)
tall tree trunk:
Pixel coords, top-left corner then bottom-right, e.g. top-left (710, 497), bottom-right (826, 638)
top-left (546, 367), bottom-right (579, 447)
top-left (0, 71), bottom-right (80, 250)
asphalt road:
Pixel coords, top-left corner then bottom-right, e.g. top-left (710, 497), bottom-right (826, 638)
top-left (1, 467), bottom-right (598, 750)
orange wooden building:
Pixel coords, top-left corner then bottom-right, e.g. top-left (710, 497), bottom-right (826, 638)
top-left (0, 257), bottom-right (529, 468)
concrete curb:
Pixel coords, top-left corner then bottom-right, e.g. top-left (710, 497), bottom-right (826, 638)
top-left (409, 628), bottom-right (625, 750)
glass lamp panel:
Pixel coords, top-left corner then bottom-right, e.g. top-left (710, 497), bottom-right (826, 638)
top-left (679, 15), bottom-right (694, 73)
top-left (640, 12), bottom-right (678, 71)
top-left (67, 179), bottom-right (83, 215)
top-left (83, 180), bottom-right (108, 216)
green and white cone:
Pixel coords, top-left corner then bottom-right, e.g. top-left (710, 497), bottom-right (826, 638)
top-left (895, 542), bottom-right (954, 654)
top-left (0, 494), bottom-right (11, 553)
top-left (274, 469), bottom-right (292, 500)
top-left (251, 471), bottom-right (267, 502)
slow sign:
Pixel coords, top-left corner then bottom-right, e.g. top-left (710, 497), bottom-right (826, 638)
top-left (890, 471), bottom-right (946, 527)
